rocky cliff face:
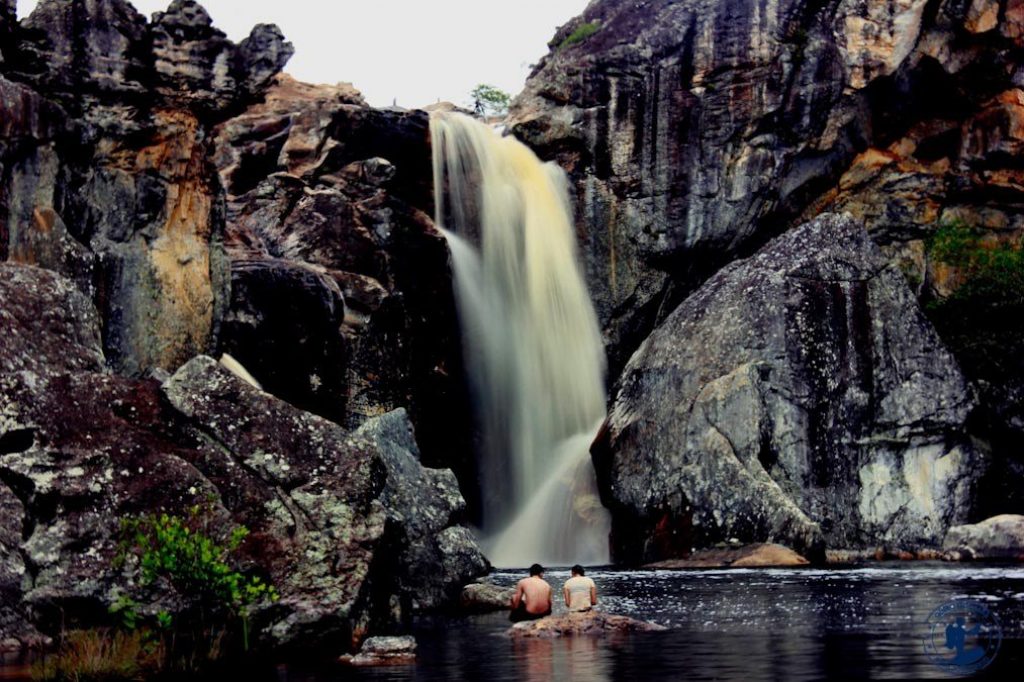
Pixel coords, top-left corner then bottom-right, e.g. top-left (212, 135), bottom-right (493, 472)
top-left (596, 214), bottom-right (978, 562)
top-left (0, 0), bottom-right (484, 654)
top-left (512, 0), bottom-right (1024, 379)
top-left (516, 0), bottom-right (1024, 558)
top-left (211, 74), bottom-right (479, 515)
top-left (1, 0), bottom-right (292, 376)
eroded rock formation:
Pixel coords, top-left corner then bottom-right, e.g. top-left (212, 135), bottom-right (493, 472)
top-left (212, 75), bottom-right (477, 508)
top-left (0, 0), bottom-right (484, 653)
top-left (511, 0), bottom-right (1024, 382)
top-left (1, 0), bottom-right (292, 376)
top-left (0, 263), bottom-right (485, 650)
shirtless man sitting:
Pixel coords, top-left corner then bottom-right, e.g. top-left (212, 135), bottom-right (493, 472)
top-left (509, 563), bottom-right (553, 622)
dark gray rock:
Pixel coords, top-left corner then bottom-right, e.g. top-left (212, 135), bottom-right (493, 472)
top-left (0, 263), bottom-right (105, 375)
top-left (0, 265), bottom-right (482, 653)
top-left (0, 479), bottom-right (28, 644)
top-left (355, 410), bottom-right (489, 611)
top-left (0, 0), bottom-right (16, 65)
top-left (943, 515), bottom-right (1024, 561)
top-left (221, 257), bottom-right (349, 423)
top-left (150, 0), bottom-right (293, 115)
top-left (596, 214), bottom-right (979, 563)
top-left (213, 76), bottom-right (479, 516)
top-left (1, 0), bottom-right (291, 378)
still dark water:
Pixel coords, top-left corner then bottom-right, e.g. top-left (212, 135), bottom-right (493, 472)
top-left (302, 564), bottom-right (1024, 681)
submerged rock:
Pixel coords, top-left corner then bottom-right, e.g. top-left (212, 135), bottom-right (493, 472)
top-left (943, 515), bottom-right (1024, 561)
top-left (645, 544), bottom-right (809, 569)
top-left (507, 611), bottom-right (667, 638)
top-left (339, 635), bottom-right (416, 666)
top-left (597, 214), bottom-right (979, 563)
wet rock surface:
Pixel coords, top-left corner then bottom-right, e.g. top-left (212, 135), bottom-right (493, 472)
top-left (507, 611), bottom-right (668, 638)
top-left (339, 635), bottom-right (417, 666)
top-left (213, 73), bottom-right (478, 512)
top-left (597, 214), bottom-right (979, 563)
top-left (459, 583), bottom-right (516, 613)
top-left (944, 515), bottom-right (1024, 561)
top-left (645, 543), bottom-right (810, 569)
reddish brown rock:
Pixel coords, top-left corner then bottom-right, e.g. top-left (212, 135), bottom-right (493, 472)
top-left (644, 544), bottom-right (809, 569)
top-left (507, 611), bottom-right (667, 638)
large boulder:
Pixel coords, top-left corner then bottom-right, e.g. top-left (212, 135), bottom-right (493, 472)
top-left (511, 0), bottom-right (1024, 378)
top-left (595, 213), bottom-right (979, 563)
top-left (354, 411), bottom-right (489, 611)
top-left (943, 515), bottom-right (1024, 560)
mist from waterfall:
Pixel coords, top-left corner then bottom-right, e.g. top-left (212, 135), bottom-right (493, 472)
top-left (430, 112), bottom-right (610, 567)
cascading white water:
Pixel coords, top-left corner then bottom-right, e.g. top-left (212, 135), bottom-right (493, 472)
top-left (430, 112), bottom-right (611, 567)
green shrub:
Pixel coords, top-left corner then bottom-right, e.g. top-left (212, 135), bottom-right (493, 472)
top-left (117, 508), bottom-right (278, 651)
top-left (469, 84), bottom-right (511, 118)
top-left (559, 21), bottom-right (600, 50)
top-left (927, 220), bottom-right (1024, 305)
top-left (924, 219), bottom-right (1024, 386)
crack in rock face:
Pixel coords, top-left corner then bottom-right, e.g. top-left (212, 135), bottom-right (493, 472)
top-left (600, 213), bottom-right (979, 563)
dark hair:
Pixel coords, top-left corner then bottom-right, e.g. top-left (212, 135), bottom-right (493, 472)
top-left (571, 564), bottom-right (585, 576)
top-left (529, 563), bottom-right (544, 576)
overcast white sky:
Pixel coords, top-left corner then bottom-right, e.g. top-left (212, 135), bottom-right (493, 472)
top-left (16, 0), bottom-right (589, 108)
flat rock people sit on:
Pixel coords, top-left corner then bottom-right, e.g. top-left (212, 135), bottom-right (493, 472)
top-left (509, 564), bottom-right (553, 622)
top-left (563, 564), bottom-right (597, 612)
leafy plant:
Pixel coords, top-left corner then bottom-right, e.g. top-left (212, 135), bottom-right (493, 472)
top-left (559, 21), bottom-right (600, 50)
top-left (469, 84), bottom-right (511, 118)
top-left (117, 507), bottom-right (278, 653)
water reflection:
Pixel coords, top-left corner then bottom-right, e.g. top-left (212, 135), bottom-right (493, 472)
top-left (4, 566), bottom-right (1023, 681)
top-left (513, 634), bottom-right (610, 682)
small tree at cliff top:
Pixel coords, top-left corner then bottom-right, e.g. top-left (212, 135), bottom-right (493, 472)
top-left (470, 84), bottom-right (511, 118)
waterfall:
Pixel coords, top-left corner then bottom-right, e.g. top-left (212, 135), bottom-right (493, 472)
top-left (430, 112), bottom-right (611, 567)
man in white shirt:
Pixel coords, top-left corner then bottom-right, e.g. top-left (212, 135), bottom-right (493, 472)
top-left (562, 564), bottom-right (597, 612)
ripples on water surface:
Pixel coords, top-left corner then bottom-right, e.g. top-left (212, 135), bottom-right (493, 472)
top-left (6, 565), bottom-right (1023, 681)
top-left (307, 565), bottom-right (1024, 681)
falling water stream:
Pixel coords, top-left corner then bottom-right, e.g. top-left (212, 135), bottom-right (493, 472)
top-left (430, 112), bottom-right (610, 567)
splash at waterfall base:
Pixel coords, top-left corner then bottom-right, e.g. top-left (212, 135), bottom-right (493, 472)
top-left (430, 112), bottom-right (612, 567)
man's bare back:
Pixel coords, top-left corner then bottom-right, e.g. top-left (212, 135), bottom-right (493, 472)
top-left (512, 576), bottom-right (553, 615)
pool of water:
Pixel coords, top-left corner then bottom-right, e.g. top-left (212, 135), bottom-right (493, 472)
top-left (297, 564), bottom-right (1024, 681)
top-left (5, 564), bottom-right (1023, 680)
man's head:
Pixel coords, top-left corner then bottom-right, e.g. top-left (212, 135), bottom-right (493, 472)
top-left (571, 564), bottom-right (585, 577)
top-left (529, 563), bottom-right (544, 577)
